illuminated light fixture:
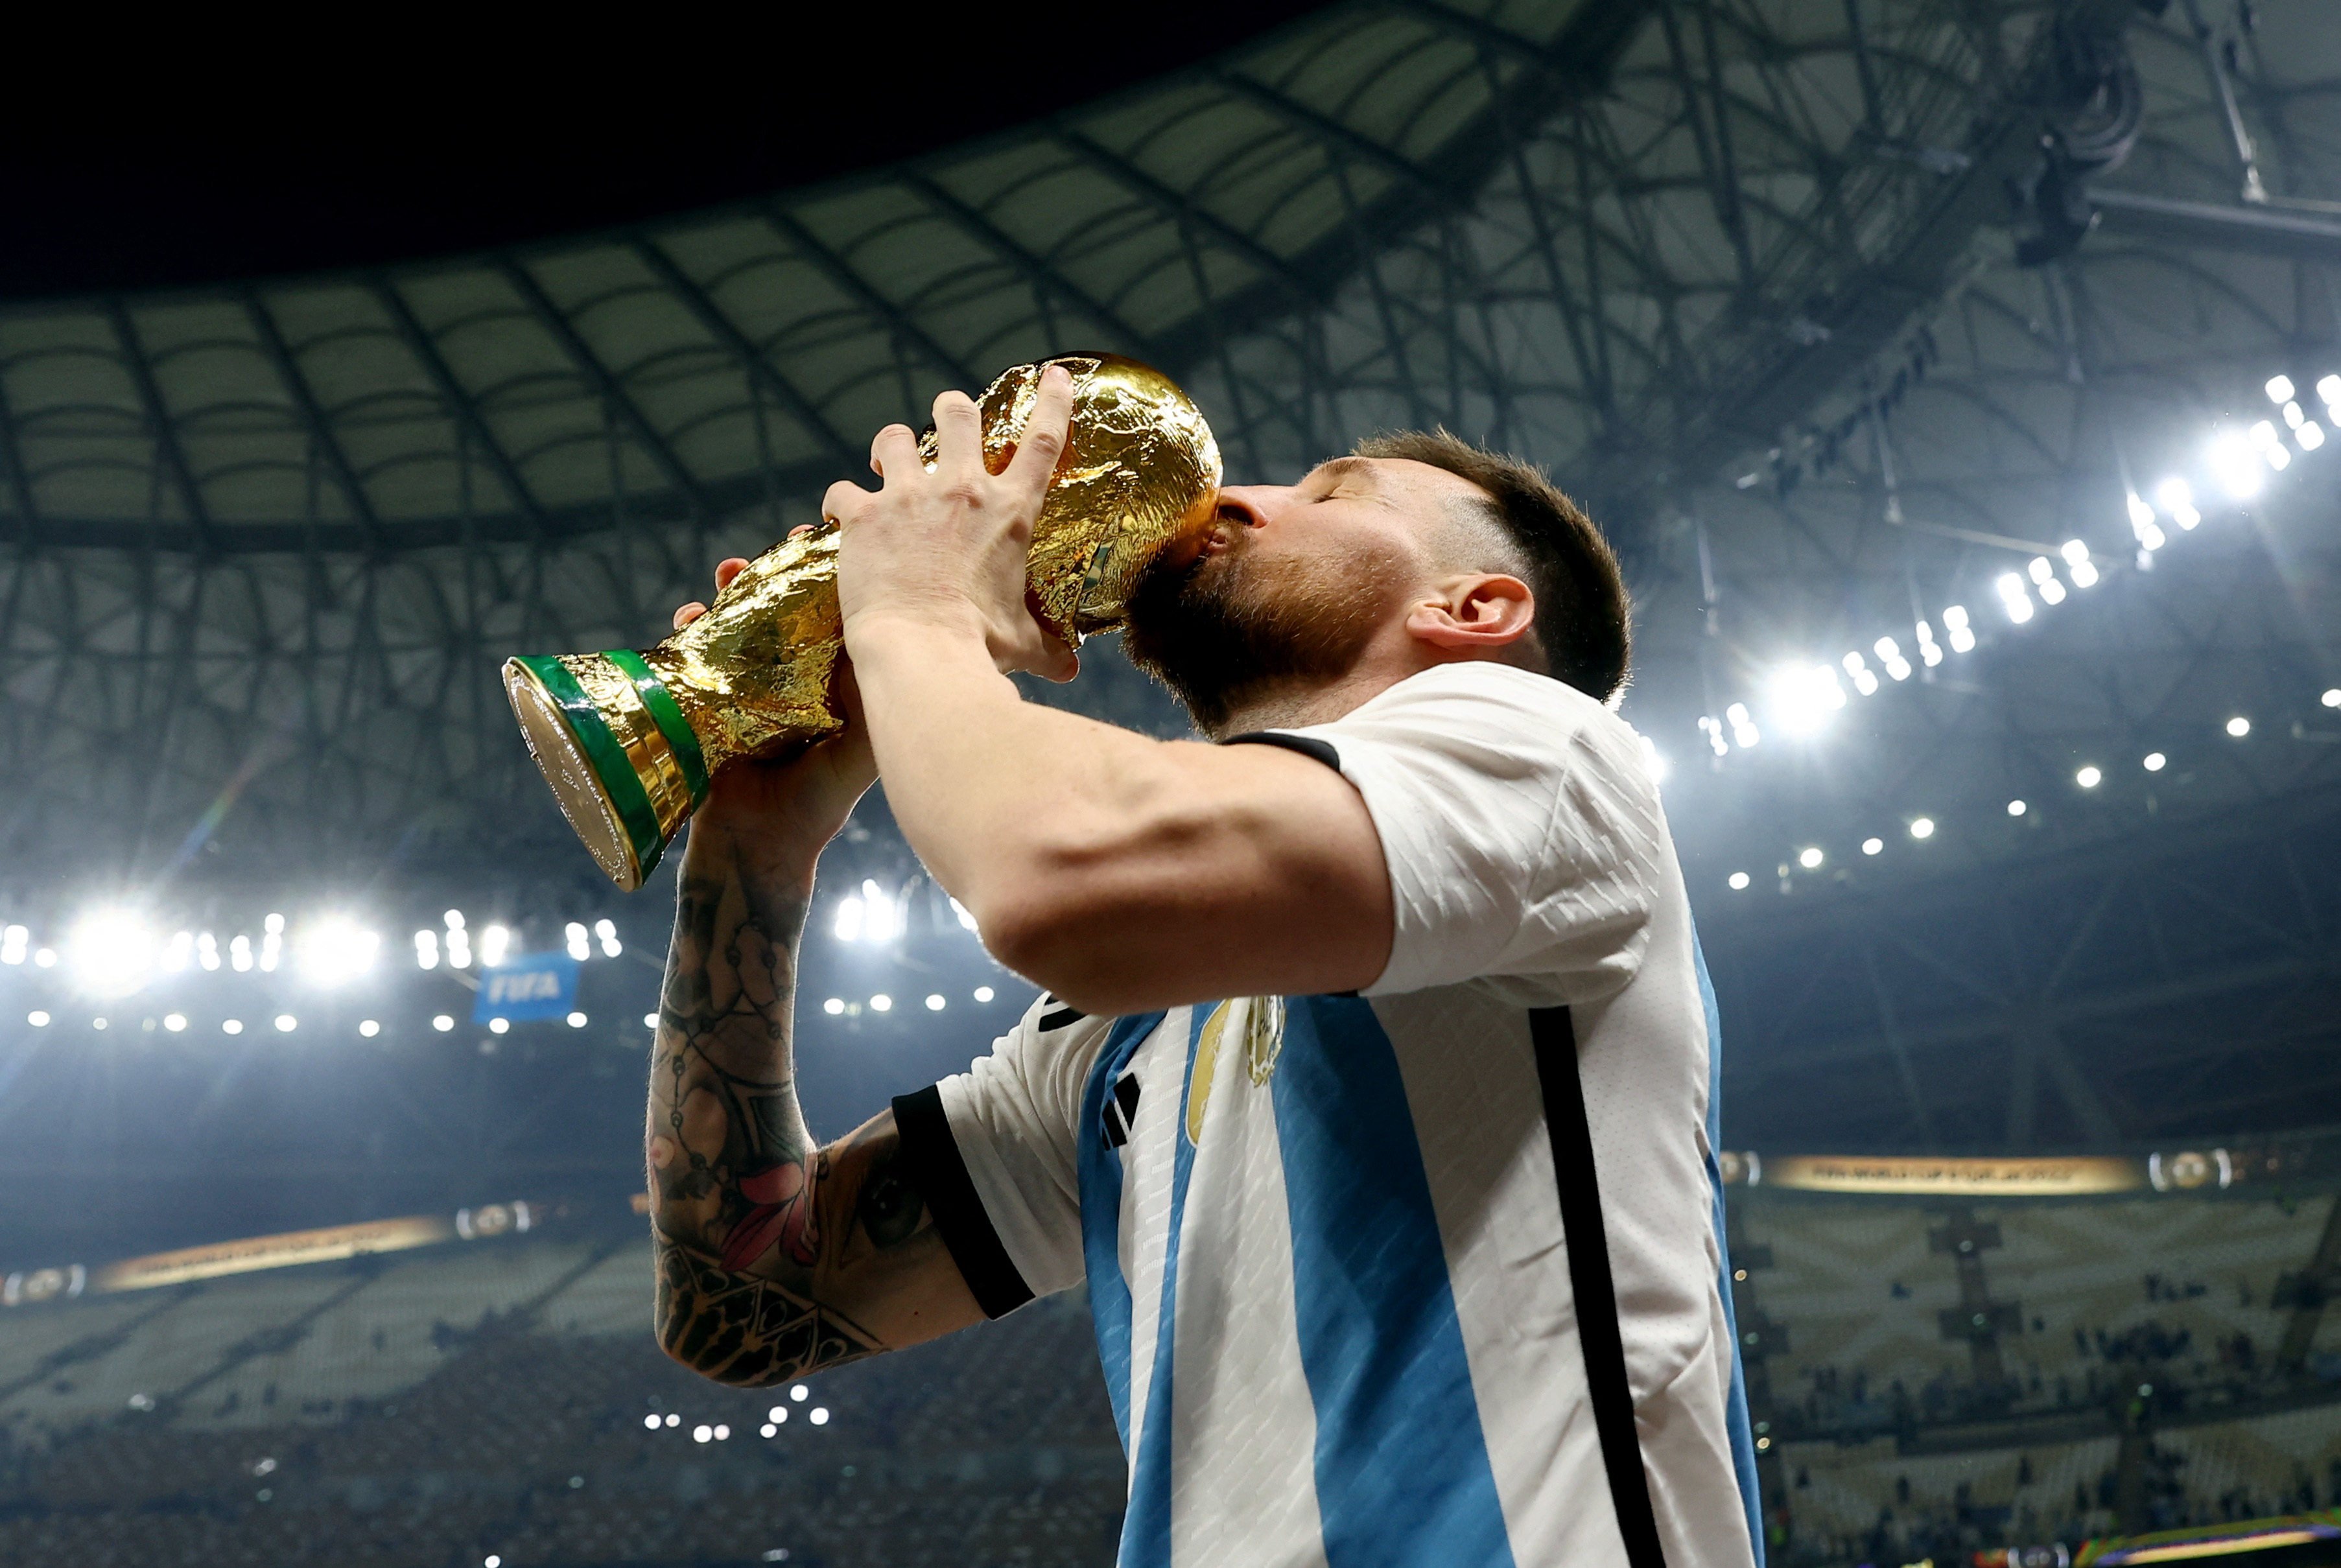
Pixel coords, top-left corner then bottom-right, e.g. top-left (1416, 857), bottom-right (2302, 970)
top-left (2152, 477), bottom-right (2201, 532)
top-left (1639, 735), bottom-right (1671, 780)
top-left (198, 931), bottom-right (221, 971)
top-left (1841, 651), bottom-right (1879, 697)
top-left (643, 1415), bottom-right (661, 1431)
top-left (760, 1423), bottom-right (777, 1439)
top-left (359, 1020), bottom-right (381, 1038)
top-left (1942, 604), bottom-right (1976, 653)
top-left (27, 1011), bottom-right (49, 1027)
top-left (2250, 419), bottom-right (2281, 450)
top-left (1796, 847), bottom-right (1824, 871)
top-left (665, 1413), bottom-right (680, 1427)
top-left (2007, 799), bottom-right (2028, 817)
top-left (822, 998), bottom-right (845, 1015)
top-left (2059, 540), bottom-right (2099, 589)
top-left (1995, 574), bottom-right (2035, 624)
top-left (2283, 400), bottom-right (2307, 429)
top-left (2076, 766), bottom-right (2102, 788)
top-left (2226, 715), bottom-right (2251, 738)
top-left (259, 915), bottom-right (283, 973)
top-left (2323, 688), bottom-right (2341, 708)
top-left (2204, 436), bottom-right (2262, 502)
top-left (1, 924), bottom-right (26, 965)
top-left (33, 948), bottom-right (55, 968)
top-left (2300, 421), bottom-right (2325, 451)
top-left (832, 895), bottom-right (865, 943)
top-left (223, 1018), bottom-right (245, 1035)
top-left (869, 994), bottom-right (893, 1012)
top-left (163, 1013), bottom-right (187, 1032)
top-left (445, 917), bottom-right (472, 968)
top-left (2037, 578), bottom-right (2066, 605)
top-left (594, 918), bottom-right (621, 957)
top-left (1861, 837), bottom-right (1883, 856)
top-left (643, 1012), bottom-right (660, 1029)
top-left (67, 909), bottom-right (159, 998)
top-left (480, 924), bottom-right (512, 968)
top-left (414, 930), bottom-right (439, 969)
top-left (1872, 637), bottom-right (1912, 681)
top-left (1913, 620), bottom-right (1943, 668)
top-left (432, 1014), bottom-right (455, 1033)
top-left (297, 917), bottom-right (380, 986)
top-left (714, 1425), bottom-right (731, 1441)
top-left (1724, 701), bottom-right (1759, 748)
top-left (925, 994), bottom-right (947, 1011)
top-left (974, 986), bottom-right (996, 1003)
top-left (950, 898), bottom-right (979, 933)
top-left (769, 1405), bottom-right (790, 1423)
top-left (858, 880), bottom-right (904, 944)
top-left (565, 922), bottom-right (591, 961)
top-left (91, 1018), bottom-right (108, 1031)
top-left (2318, 374), bottom-right (2341, 406)
top-left (2266, 375), bottom-right (2296, 403)
top-left (2124, 493), bottom-right (2155, 532)
top-left (274, 1014), bottom-right (298, 1033)
top-left (444, 909), bottom-right (465, 931)
top-left (2143, 753), bottom-right (2166, 772)
top-left (692, 1425), bottom-right (712, 1444)
top-left (1699, 715), bottom-right (1729, 757)
top-left (1909, 817), bottom-right (1935, 839)
top-left (163, 931), bottom-right (194, 972)
top-left (810, 1408), bottom-right (830, 1427)
top-left (488, 1017), bottom-right (510, 1035)
top-left (1727, 872), bottom-right (1750, 891)
top-left (567, 1011), bottom-right (588, 1029)
top-left (1769, 663), bottom-right (1846, 735)
top-left (790, 1385), bottom-right (809, 1401)
top-left (2268, 444), bottom-right (2292, 471)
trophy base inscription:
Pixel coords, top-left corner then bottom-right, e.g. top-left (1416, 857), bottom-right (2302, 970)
top-left (504, 653), bottom-right (711, 891)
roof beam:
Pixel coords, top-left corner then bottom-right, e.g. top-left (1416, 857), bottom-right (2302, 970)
top-left (902, 172), bottom-right (1168, 361)
top-left (0, 368), bottom-right (40, 546)
top-left (103, 300), bottom-right (218, 557)
top-left (239, 289), bottom-right (389, 554)
top-left (370, 277), bottom-right (554, 538)
top-left (763, 205), bottom-right (983, 389)
top-left (2087, 186), bottom-right (2341, 263)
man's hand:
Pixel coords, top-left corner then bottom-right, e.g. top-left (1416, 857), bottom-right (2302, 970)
top-left (674, 550), bottom-right (877, 865)
top-left (827, 366), bottom-right (1080, 683)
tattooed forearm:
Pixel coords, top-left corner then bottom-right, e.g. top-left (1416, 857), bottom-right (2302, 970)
top-left (646, 836), bottom-right (983, 1387)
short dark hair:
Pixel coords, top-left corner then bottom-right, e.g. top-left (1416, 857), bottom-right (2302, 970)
top-left (1353, 428), bottom-right (1632, 703)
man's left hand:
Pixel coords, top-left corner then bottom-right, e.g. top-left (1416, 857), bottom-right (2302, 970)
top-left (828, 364), bottom-right (1079, 681)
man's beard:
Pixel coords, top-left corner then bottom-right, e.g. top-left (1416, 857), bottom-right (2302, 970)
top-left (1120, 535), bottom-right (1391, 736)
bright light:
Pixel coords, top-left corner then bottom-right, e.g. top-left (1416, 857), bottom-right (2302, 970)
top-left (33, 948), bottom-right (55, 968)
top-left (595, 918), bottom-right (621, 957)
top-left (869, 994), bottom-right (893, 1012)
top-left (1639, 734), bottom-right (1671, 780)
top-left (480, 924), bottom-right (511, 968)
top-left (822, 998), bottom-right (845, 1015)
top-left (274, 1014), bottom-right (297, 1033)
top-left (974, 986), bottom-right (995, 1003)
top-left (2323, 688), bottom-right (2340, 708)
top-left (2268, 443), bottom-right (2292, 471)
top-left (2206, 435), bottom-right (2263, 501)
top-left (223, 1019), bottom-right (244, 1035)
top-left (444, 910), bottom-right (465, 931)
top-left (644, 1012), bottom-right (660, 1029)
top-left (567, 1011), bottom-right (588, 1028)
top-left (1724, 701), bottom-right (1759, 748)
top-left (27, 1010), bottom-right (49, 1027)
top-left (809, 1408), bottom-right (830, 1427)
top-left (1909, 817), bottom-right (1935, 839)
top-left (1995, 575), bottom-right (2035, 624)
top-left (2300, 421), bottom-right (2326, 451)
top-left (265, 912), bottom-right (285, 935)
top-left (488, 1017), bottom-right (510, 1035)
top-left (259, 924), bottom-right (281, 972)
top-left (2008, 799), bottom-right (2027, 817)
top-left (2125, 493), bottom-right (2154, 532)
top-left (2319, 375), bottom-right (2341, 406)
top-left (446, 926), bottom-right (472, 968)
top-left (359, 1020), bottom-right (381, 1038)
top-left (1942, 605), bottom-right (1975, 653)
top-left (297, 917), bottom-right (380, 986)
top-left (832, 896), bottom-right (865, 943)
top-left (714, 1424), bottom-right (731, 1441)
top-left (665, 1413), bottom-right (679, 1427)
top-left (2283, 400), bottom-right (2306, 429)
top-left (198, 932), bottom-right (220, 970)
top-left (2029, 557), bottom-right (2054, 585)
top-left (163, 1013), bottom-right (187, 1032)
top-left (1, 925), bottom-right (25, 965)
top-left (432, 1014), bottom-right (454, 1033)
top-left (163, 931), bottom-right (193, 972)
top-left (950, 898), bottom-right (979, 933)
top-left (2226, 715), bottom-right (2251, 738)
top-left (760, 1423), bottom-right (777, 1438)
top-left (2250, 419), bottom-right (2280, 450)
top-left (769, 1405), bottom-right (790, 1422)
top-left (67, 909), bottom-right (159, 998)
top-left (2037, 578), bottom-right (2066, 605)
top-left (1728, 872), bottom-right (1750, 891)
top-left (1861, 837), bottom-right (1883, 856)
top-left (566, 922), bottom-right (591, 961)
top-left (692, 1425), bottom-right (712, 1444)
top-left (2266, 374), bottom-right (2296, 403)
top-left (791, 1385), bottom-right (808, 1401)
top-left (2069, 559), bottom-right (2099, 588)
top-left (858, 880), bottom-right (903, 944)
top-left (1873, 638), bottom-right (1911, 681)
top-left (486, 1557), bottom-right (501, 1568)
top-left (925, 994), bottom-right (947, 1011)
top-left (644, 1414), bottom-right (661, 1431)
top-left (414, 930), bottom-right (440, 970)
top-left (1796, 847), bottom-right (1824, 870)
top-left (2076, 766), bottom-right (2102, 788)
top-left (1769, 664), bottom-right (1846, 734)
top-left (2143, 752), bottom-right (2166, 772)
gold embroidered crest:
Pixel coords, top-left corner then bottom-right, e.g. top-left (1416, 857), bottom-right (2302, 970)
top-left (1185, 997), bottom-right (1288, 1146)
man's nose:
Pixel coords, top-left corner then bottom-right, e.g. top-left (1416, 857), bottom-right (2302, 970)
top-left (1213, 486), bottom-right (1284, 530)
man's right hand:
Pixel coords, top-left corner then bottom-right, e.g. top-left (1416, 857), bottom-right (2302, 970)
top-left (674, 546), bottom-right (877, 863)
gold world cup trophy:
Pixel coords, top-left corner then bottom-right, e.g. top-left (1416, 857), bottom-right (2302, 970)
top-left (503, 354), bottom-right (1223, 890)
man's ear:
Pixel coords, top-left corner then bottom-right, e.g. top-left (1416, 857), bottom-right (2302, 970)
top-left (1404, 572), bottom-right (1536, 652)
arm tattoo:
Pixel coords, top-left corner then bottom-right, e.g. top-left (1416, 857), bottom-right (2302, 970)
top-left (646, 848), bottom-right (960, 1387)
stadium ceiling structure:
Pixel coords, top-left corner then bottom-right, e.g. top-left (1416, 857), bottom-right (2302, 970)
top-left (2, 0), bottom-right (2336, 1150)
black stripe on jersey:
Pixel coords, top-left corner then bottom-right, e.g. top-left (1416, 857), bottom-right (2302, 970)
top-left (1101, 1073), bottom-right (1142, 1149)
top-left (889, 1084), bottom-right (1035, 1320)
top-left (1221, 731), bottom-right (1341, 771)
top-left (1037, 1003), bottom-right (1087, 1031)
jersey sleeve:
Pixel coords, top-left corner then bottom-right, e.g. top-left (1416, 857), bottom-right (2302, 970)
top-left (1273, 662), bottom-right (1664, 1005)
top-left (892, 995), bottom-right (1110, 1315)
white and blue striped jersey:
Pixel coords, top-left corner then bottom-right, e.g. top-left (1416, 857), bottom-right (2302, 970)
top-left (893, 664), bottom-right (1762, 1567)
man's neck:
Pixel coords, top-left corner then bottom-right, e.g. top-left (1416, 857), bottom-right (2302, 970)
top-left (1205, 658), bottom-right (1432, 740)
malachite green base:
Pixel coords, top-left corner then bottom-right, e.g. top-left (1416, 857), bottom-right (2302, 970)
top-left (503, 652), bottom-right (711, 891)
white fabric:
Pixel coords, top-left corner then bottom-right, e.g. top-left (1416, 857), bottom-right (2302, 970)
top-left (935, 661), bottom-right (1756, 1568)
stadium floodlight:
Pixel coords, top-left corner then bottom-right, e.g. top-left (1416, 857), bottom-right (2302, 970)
top-left (1840, 653), bottom-right (1879, 697)
top-left (1728, 872), bottom-right (1751, 891)
top-left (2226, 716), bottom-right (2251, 737)
top-left (32, 947), bottom-right (55, 968)
top-left (822, 998), bottom-right (845, 1015)
top-left (832, 895), bottom-right (865, 943)
top-left (1724, 701), bottom-right (1759, 748)
top-left (487, 1556), bottom-right (502, 1568)
top-left (1769, 663), bottom-right (1846, 735)
top-left (925, 994), bottom-right (947, 1011)
top-left (1995, 574), bottom-right (2035, 624)
top-left (163, 1013), bottom-right (187, 1032)
top-left (274, 1014), bottom-right (298, 1033)
top-left (2283, 400), bottom-right (2307, 429)
top-left (480, 924), bottom-right (512, 968)
top-left (2323, 688), bottom-right (2341, 708)
top-left (692, 1425), bottom-right (712, 1444)
top-left (810, 1408), bottom-right (830, 1426)
top-left (2008, 799), bottom-right (2028, 816)
top-left (1796, 847), bottom-right (1824, 870)
top-left (443, 909), bottom-right (465, 931)
top-left (223, 1018), bottom-right (245, 1035)
top-left (1639, 736), bottom-right (1671, 780)
top-left (950, 896), bottom-right (980, 932)
top-left (565, 922), bottom-right (591, 961)
top-left (790, 1384), bottom-right (809, 1401)
top-left (769, 1405), bottom-right (790, 1423)
top-left (2076, 766), bottom-right (2102, 788)
top-left (297, 917), bottom-right (380, 986)
top-left (27, 1011), bottom-right (49, 1027)
top-left (445, 924), bottom-right (473, 969)
top-left (2266, 375), bottom-right (2295, 404)
top-left (1941, 604), bottom-right (1975, 653)
top-left (433, 1014), bottom-right (455, 1032)
top-left (869, 994), bottom-right (893, 1012)
top-left (1, 925), bottom-right (25, 965)
top-left (714, 1424), bottom-right (731, 1441)
top-left (161, 931), bottom-right (193, 972)
top-left (594, 917), bottom-right (622, 957)
top-left (359, 1020), bottom-right (381, 1038)
top-left (488, 1017), bottom-right (510, 1035)
top-left (760, 1423), bottom-right (777, 1438)
top-left (92, 1017), bottom-right (109, 1031)
top-left (2060, 541), bottom-right (2099, 587)
top-left (2204, 436), bottom-right (2261, 502)
top-left (2268, 443), bottom-right (2292, 471)
top-left (859, 880), bottom-right (903, 944)
top-left (198, 931), bottom-right (222, 971)
top-left (974, 986), bottom-right (996, 1003)
top-left (643, 1414), bottom-right (661, 1431)
top-left (2300, 421), bottom-right (2326, 451)
top-left (2037, 578), bottom-right (2066, 605)
top-left (1861, 837), bottom-right (1883, 856)
top-left (67, 908), bottom-right (159, 998)
top-left (643, 1012), bottom-right (659, 1030)
top-left (414, 929), bottom-right (440, 970)
top-left (2143, 752), bottom-right (2166, 772)
top-left (1909, 817), bottom-right (1935, 839)
top-left (567, 1011), bottom-right (588, 1028)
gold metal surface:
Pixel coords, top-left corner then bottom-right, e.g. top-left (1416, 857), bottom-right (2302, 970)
top-left (506, 353), bottom-right (1221, 889)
